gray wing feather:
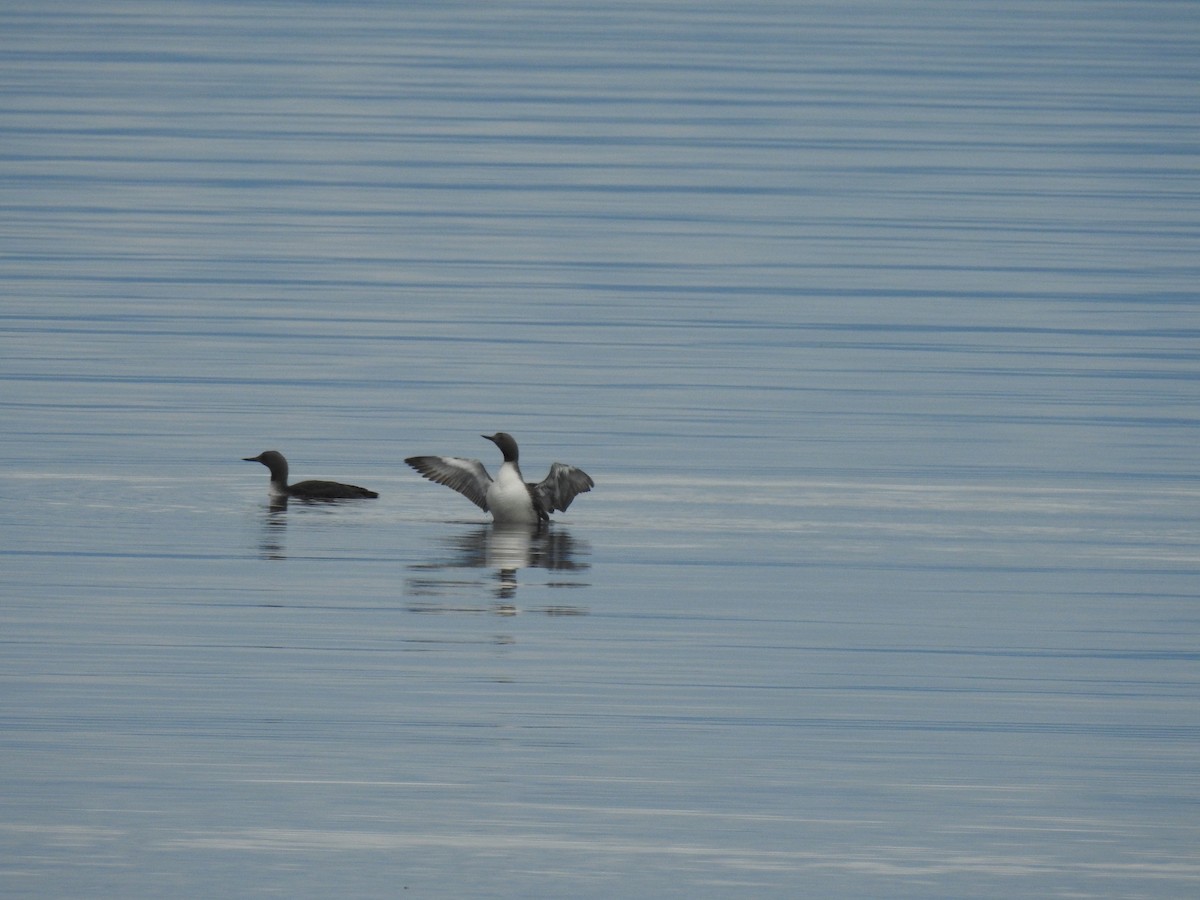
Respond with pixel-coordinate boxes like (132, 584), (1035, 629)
(405, 456), (493, 511)
(533, 463), (594, 514)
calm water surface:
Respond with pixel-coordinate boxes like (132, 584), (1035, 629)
(2, 2), (1198, 897)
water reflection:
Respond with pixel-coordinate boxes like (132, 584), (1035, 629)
(407, 524), (591, 606)
(253, 498), (290, 559)
(250, 496), (372, 560)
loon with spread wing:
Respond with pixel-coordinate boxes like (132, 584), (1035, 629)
(405, 432), (593, 524)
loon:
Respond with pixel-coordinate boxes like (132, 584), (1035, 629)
(243, 450), (378, 500)
(405, 432), (593, 524)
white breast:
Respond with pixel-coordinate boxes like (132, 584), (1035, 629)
(486, 462), (538, 524)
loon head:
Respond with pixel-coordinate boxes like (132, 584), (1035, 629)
(244, 450), (288, 484)
(482, 432), (520, 463)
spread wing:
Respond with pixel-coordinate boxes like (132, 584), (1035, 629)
(405, 455), (493, 511)
(532, 462), (594, 514)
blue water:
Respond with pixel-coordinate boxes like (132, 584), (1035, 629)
(2, 2), (1198, 897)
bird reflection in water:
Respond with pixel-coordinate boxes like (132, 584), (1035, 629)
(252, 496), (290, 559)
(407, 524), (591, 607)
(251, 495), (367, 560)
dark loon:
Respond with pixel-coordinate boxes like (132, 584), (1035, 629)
(405, 432), (593, 524)
(243, 450), (378, 500)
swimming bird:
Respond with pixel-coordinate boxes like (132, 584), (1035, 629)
(243, 450), (378, 500)
(405, 432), (593, 525)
